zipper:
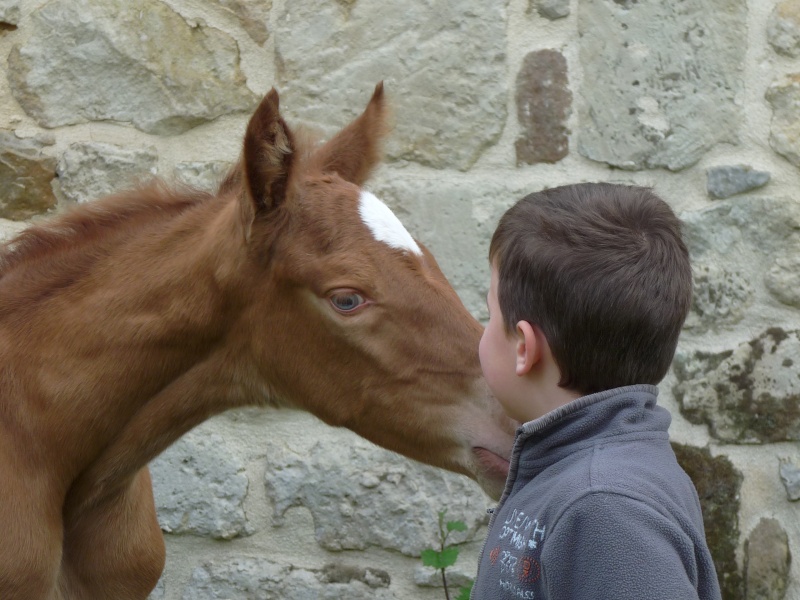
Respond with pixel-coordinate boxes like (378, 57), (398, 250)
(470, 431), (527, 599)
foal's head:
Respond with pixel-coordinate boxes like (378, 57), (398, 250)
(228, 84), (514, 498)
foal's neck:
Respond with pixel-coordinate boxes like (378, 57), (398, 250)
(26, 193), (259, 511)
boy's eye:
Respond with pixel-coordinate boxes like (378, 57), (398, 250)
(329, 291), (367, 313)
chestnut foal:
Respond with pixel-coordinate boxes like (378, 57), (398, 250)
(0, 84), (515, 599)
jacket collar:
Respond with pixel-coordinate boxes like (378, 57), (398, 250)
(496, 384), (666, 508)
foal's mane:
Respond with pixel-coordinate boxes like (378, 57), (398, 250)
(0, 123), (325, 282)
(0, 181), (216, 279)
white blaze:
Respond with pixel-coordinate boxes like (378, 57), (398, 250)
(358, 191), (422, 256)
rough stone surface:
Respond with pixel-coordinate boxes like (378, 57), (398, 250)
(744, 518), (791, 600)
(0, 131), (57, 220)
(182, 558), (394, 600)
(684, 262), (753, 332)
(0, 0), (20, 25)
(673, 328), (800, 443)
(779, 459), (800, 501)
(681, 196), (800, 324)
(274, 0), (508, 171)
(577, 0), (745, 170)
(766, 74), (800, 168)
(672, 444), (744, 600)
(55, 142), (158, 204)
(515, 50), (571, 165)
(766, 252), (800, 309)
(532, 0), (569, 20)
(768, 1), (800, 58)
(414, 565), (474, 589)
(264, 434), (489, 556)
(706, 165), (770, 199)
(148, 578), (165, 600)
(173, 161), (233, 193)
(766, 73), (800, 167)
(681, 200), (758, 331)
(0, 218), (26, 242)
(150, 426), (252, 540)
(7, 0), (258, 135)
(217, 0), (271, 45)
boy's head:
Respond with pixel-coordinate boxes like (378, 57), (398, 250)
(486, 183), (692, 398)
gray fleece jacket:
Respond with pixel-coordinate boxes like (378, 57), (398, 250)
(471, 385), (721, 600)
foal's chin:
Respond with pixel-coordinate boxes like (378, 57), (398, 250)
(470, 446), (512, 500)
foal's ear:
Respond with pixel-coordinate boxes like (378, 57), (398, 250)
(309, 82), (390, 186)
(242, 88), (295, 216)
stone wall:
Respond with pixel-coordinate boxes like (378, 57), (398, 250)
(1, 0), (799, 598)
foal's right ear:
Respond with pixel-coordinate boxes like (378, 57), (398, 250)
(241, 88), (295, 219)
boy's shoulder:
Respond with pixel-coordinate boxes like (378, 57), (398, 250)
(482, 437), (714, 599)
(507, 387), (703, 532)
(509, 431), (703, 541)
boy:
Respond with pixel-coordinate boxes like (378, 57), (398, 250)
(472, 183), (720, 599)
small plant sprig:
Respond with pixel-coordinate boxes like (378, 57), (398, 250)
(421, 509), (474, 600)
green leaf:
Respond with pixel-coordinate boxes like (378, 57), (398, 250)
(438, 546), (460, 569)
(421, 547), (459, 569)
(446, 520), (468, 533)
(455, 581), (474, 600)
(421, 549), (443, 569)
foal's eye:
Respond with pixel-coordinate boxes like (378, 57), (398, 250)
(329, 291), (367, 314)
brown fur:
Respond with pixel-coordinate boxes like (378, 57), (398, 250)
(0, 84), (515, 599)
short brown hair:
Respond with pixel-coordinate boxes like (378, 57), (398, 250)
(489, 183), (692, 395)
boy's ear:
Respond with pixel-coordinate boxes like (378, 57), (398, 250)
(515, 320), (542, 376)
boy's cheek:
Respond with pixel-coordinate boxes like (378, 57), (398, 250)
(478, 331), (490, 373)
(478, 337), (493, 386)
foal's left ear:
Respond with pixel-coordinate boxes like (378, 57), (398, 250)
(242, 88), (295, 216)
(309, 82), (390, 186)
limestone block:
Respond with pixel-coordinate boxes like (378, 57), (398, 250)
(673, 328), (800, 443)
(768, 1), (800, 58)
(779, 459), (800, 501)
(681, 199), (757, 331)
(414, 565), (474, 588)
(0, 131), (57, 220)
(0, 0), (20, 25)
(150, 425), (252, 540)
(681, 196), (800, 327)
(515, 50), (572, 165)
(55, 142), (158, 204)
(706, 165), (770, 199)
(173, 161), (234, 193)
(7, 0), (257, 135)
(532, 0), (570, 20)
(744, 518), (791, 600)
(216, 0), (270, 45)
(672, 443), (743, 599)
(766, 74), (800, 168)
(685, 262), (753, 332)
(148, 578), (165, 600)
(274, 0), (508, 171)
(766, 253), (800, 309)
(263, 434), (490, 556)
(182, 558), (395, 600)
(0, 218), (26, 242)
(577, 0), (744, 170)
